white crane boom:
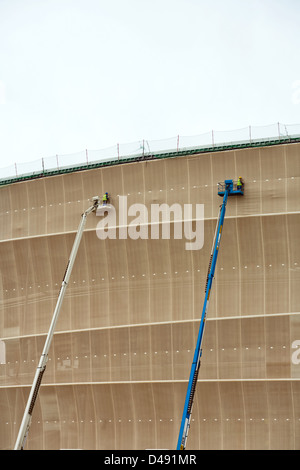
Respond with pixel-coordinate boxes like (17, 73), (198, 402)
(14, 197), (100, 450)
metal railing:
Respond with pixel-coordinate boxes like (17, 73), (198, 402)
(217, 181), (243, 193)
(1, 122), (299, 185)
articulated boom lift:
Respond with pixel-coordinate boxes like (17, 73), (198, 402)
(14, 196), (101, 450)
(177, 179), (244, 450)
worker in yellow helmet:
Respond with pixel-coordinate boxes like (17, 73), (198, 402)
(237, 176), (243, 191)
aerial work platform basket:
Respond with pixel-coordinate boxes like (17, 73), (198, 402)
(218, 179), (244, 196)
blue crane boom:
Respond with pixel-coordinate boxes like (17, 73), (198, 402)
(177, 179), (244, 450)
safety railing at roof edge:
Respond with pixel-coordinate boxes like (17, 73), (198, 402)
(1, 122), (300, 183)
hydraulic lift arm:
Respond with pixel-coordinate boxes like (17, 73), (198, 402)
(177, 179), (243, 450)
(14, 196), (100, 450)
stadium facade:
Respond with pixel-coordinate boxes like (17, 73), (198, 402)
(0, 137), (300, 449)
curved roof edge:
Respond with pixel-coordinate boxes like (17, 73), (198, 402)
(1, 134), (300, 187)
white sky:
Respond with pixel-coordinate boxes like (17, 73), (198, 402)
(0, 0), (299, 167)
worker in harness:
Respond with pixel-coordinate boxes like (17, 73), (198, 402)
(237, 176), (243, 191)
(102, 192), (109, 205)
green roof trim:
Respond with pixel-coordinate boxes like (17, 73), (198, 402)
(1, 134), (300, 187)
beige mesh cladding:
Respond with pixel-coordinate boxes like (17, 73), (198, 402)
(0, 141), (300, 449)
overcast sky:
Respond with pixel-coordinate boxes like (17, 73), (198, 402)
(0, 0), (299, 168)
